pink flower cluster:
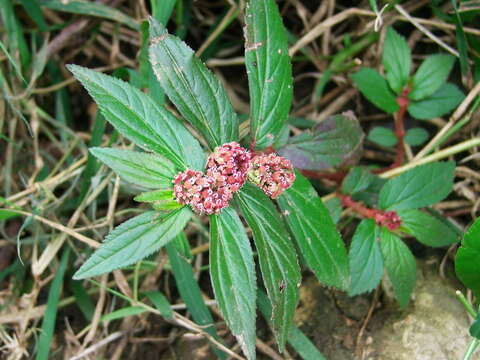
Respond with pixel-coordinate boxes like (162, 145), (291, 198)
(374, 211), (402, 231)
(173, 169), (230, 215)
(206, 142), (251, 193)
(247, 153), (295, 199)
(173, 142), (295, 214)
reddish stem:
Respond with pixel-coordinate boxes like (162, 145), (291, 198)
(300, 169), (347, 184)
(339, 194), (402, 231)
(339, 194), (378, 219)
(391, 88), (410, 168)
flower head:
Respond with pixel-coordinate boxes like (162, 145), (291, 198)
(374, 211), (402, 231)
(172, 143), (293, 213)
(247, 153), (295, 199)
(206, 142), (251, 192)
(173, 169), (232, 215)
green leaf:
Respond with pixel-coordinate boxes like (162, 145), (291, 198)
(170, 232), (192, 259)
(383, 27), (411, 94)
(367, 126), (397, 147)
(41, 0), (138, 30)
(342, 166), (377, 195)
(210, 207), (256, 360)
(90, 148), (175, 189)
(404, 127), (429, 146)
(134, 190), (182, 212)
(349, 219), (383, 296)
(36, 248), (70, 360)
(287, 327), (327, 360)
(278, 113), (364, 171)
(244, 0), (293, 149)
(455, 218), (480, 295)
(70, 280), (95, 321)
(408, 83), (465, 120)
(352, 176), (387, 207)
(67, 65), (205, 171)
(277, 172), (349, 290)
(73, 209), (191, 279)
(379, 161), (455, 211)
(237, 184), (301, 351)
(380, 229), (416, 308)
(101, 306), (146, 323)
(150, 0), (176, 26)
(257, 290), (326, 360)
(139, 21), (165, 104)
(409, 54), (456, 100)
(166, 236), (226, 359)
(148, 18), (238, 149)
(470, 314), (480, 340)
(0, 209), (20, 221)
(324, 198), (342, 225)
(144, 291), (173, 319)
(351, 68), (399, 113)
(134, 189), (174, 202)
(398, 209), (459, 247)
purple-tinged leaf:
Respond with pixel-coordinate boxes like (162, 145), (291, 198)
(278, 112), (364, 171)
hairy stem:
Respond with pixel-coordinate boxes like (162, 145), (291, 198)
(338, 194), (402, 230)
(339, 194), (378, 219)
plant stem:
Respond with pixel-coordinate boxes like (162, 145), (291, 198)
(390, 88), (409, 169)
(339, 194), (378, 219)
(380, 137), (480, 178)
(463, 339), (479, 360)
(339, 194), (401, 230)
(455, 290), (478, 318)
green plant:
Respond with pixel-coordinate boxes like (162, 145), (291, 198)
(68, 1), (351, 358)
(455, 218), (480, 359)
(341, 162), (460, 307)
(353, 26), (465, 167)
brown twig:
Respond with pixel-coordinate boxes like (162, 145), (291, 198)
(355, 286), (381, 358)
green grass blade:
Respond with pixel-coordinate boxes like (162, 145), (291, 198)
(70, 280), (95, 321)
(1, 0), (31, 69)
(35, 247), (70, 360)
(20, 0), (47, 31)
(166, 235), (227, 359)
(101, 306), (147, 323)
(144, 290), (173, 319)
(0, 40), (26, 85)
(40, 0), (138, 30)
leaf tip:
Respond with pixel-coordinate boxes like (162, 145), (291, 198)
(88, 147), (102, 158)
(72, 269), (86, 280)
(147, 16), (167, 40)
